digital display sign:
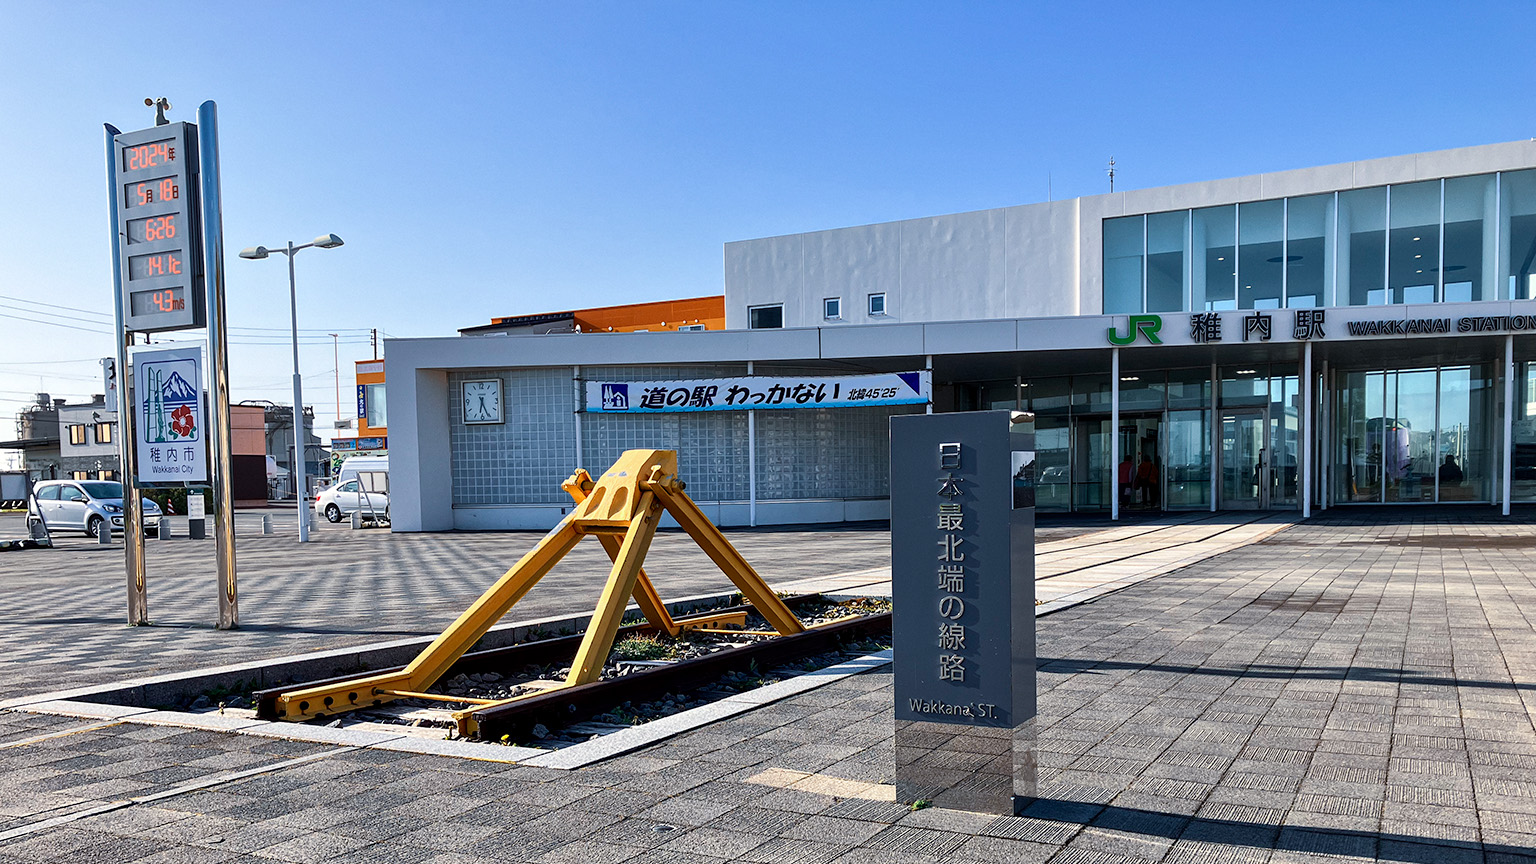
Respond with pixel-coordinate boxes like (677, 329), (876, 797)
(127, 251), (185, 281)
(125, 214), (179, 245)
(129, 288), (188, 316)
(112, 122), (204, 332)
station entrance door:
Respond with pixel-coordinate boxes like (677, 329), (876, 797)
(1219, 408), (1297, 510)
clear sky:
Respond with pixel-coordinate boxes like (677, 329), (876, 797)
(1, 1), (1531, 442)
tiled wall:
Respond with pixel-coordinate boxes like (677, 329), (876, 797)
(449, 364), (919, 506)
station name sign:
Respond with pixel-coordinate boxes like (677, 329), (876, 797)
(585, 371), (930, 413)
(1105, 309), (1536, 347)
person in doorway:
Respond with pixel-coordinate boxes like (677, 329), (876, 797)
(1136, 455), (1158, 506)
(1118, 456), (1134, 507)
(1439, 455), (1465, 485)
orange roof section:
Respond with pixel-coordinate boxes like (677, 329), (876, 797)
(490, 296), (724, 332)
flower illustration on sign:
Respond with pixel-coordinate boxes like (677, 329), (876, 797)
(170, 405), (195, 438)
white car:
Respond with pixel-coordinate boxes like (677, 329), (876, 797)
(27, 480), (163, 537)
(314, 477), (389, 523)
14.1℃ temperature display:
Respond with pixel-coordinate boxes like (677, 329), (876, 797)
(127, 250), (184, 280)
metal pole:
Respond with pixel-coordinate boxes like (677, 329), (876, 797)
(1210, 360), (1218, 512)
(925, 355), (933, 415)
(1111, 348), (1120, 521)
(198, 100), (238, 629)
(331, 333), (340, 433)
(288, 240), (309, 543)
(1320, 359), (1330, 510)
(572, 366), (583, 472)
(747, 360), (756, 527)
(1302, 342), (1313, 519)
(106, 122), (147, 625)
(1504, 334), (1514, 516)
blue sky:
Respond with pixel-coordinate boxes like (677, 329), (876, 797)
(0, 1), (1531, 438)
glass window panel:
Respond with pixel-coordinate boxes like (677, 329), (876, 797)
(1286, 194), (1332, 308)
(1513, 362), (1536, 501)
(1238, 200), (1284, 309)
(1269, 373), (1299, 507)
(981, 381), (1018, 410)
(1389, 181), (1440, 305)
(1384, 369), (1436, 501)
(1165, 409), (1210, 509)
(1335, 370), (1382, 501)
(1338, 187), (1387, 305)
(1193, 205), (1236, 310)
(1146, 211), (1188, 312)
(1220, 365), (1268, 408)
(1166, 367), (1211, 409)
(1500, 169), (1536, 300)
(1034, 416), (1071, 512)
(1102, 216), (1145, 313)
(1023, 376), (1070, 416)
(1437, 366), (1490, 501)
(1074, 373), (1111, 413)
(1075, 418), (1112, 510)
(1442, 174), (1495, 304)
(1116, 370), (1165, 412)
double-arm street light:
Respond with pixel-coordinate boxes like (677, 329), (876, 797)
(238, 233), (344, 542)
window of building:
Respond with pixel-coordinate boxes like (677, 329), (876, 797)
(868, 293), (887, 316)
(67, 424), (86, 445)
(748, 304), (784, 329)
(364, 383), (387, 429)
(823, 297), (842, 320)
(94, 422), (112, 444)
(70, 472), (90, 481)
(1103, 216), (1146, 314)
(678, 324), (706, 331)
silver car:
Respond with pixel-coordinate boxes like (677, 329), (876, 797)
(27, 480), (163, 538)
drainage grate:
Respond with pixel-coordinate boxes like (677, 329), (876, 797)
(1248, 592), (1347, 613)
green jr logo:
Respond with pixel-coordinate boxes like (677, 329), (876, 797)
(1107, 315), (1163, 345)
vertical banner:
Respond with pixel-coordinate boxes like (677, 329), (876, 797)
(133, 344), (208, 482)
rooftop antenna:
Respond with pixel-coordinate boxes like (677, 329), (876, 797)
(1107, 156), (1116, 193)
(1048, 171), (1053, 202)
(144, 97), (171, 126)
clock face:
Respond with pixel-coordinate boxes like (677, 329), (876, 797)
(463, 379), (503, 424)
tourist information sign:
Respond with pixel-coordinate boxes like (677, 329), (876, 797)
(132, 345), (208, 483)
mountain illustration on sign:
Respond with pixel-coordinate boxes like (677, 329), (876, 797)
(143, 365), (198, 443)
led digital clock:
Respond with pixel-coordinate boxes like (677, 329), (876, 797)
(125, 214), (179, 245)
(128, 288), (187, 316)
(127, 251), (185, 281)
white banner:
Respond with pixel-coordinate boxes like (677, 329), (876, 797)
(585, 371), (930, 413)
(133, 345), (207, 482)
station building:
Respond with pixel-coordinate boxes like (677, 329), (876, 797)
(387, 140), (1536, 531)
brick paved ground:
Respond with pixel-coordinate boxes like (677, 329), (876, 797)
(2, 508), (1534, 862)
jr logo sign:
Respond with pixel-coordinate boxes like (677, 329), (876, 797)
(1107, 315), (1163, 346)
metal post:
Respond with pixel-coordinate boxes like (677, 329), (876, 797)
(1504, 334), (1514, 516)
(572, 366), (583, 473)
(1302, 342), (1312, 519)
(1320, 359), (1329, 510)
(198, 100), (238, 629)
(925, 355), (933, 415)
(106, 122), (148, 625)
(747, 360), (757, 527)
(1210, 360), (1218, 512)
(1111, 348), (1120, 521)
(287, 241), (309, 543)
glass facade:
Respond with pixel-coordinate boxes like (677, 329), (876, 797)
(1105, 170), (1536, 313)
(1332, 365), (1493, 504)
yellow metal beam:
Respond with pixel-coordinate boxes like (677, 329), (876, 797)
(565, 469), (679, 636)
(566, 492), (664, 686)
(651, 482), (805, 635)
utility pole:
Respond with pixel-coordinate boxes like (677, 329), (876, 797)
(330, 333), (340, 433)
(371, 328), (378, 360)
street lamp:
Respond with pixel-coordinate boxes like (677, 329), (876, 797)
(238, 234), (344, 542)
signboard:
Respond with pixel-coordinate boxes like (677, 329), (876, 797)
(133, 345), (207, 482)
(890, 410), (1036, 814)
(113, 123), (205, 332)
(186, 491), (205, 521)
(585, 371), (929, 413)
(102, 357), (118, 414)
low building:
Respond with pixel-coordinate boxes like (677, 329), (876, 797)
(386, 139), (1536, 531)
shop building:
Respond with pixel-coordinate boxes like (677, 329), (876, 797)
(387, 140), (1536, 531)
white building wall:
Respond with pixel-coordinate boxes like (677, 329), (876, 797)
(726, 139), (1536, 328)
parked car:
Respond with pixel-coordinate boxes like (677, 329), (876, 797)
(314, 474), (389, 523)
(27, 480), (162, 538)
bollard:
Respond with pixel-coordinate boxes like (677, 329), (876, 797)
(160, 518), (173, 540)
(261, 514), (273, 535)
(97, 523), (112, 545)
(350, 510), (362, 529)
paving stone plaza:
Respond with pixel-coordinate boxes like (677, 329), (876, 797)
(1, 509), (1534, 863)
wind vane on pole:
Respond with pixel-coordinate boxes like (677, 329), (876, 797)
(1107, 156), (1116, 192)
(144, 97), (172, 126)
